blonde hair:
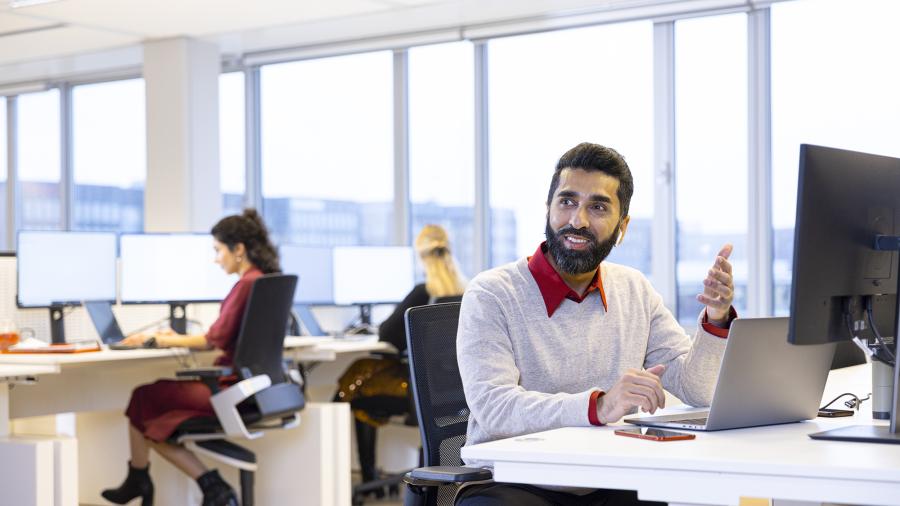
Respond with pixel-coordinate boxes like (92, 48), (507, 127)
(415, 224), (467, 298)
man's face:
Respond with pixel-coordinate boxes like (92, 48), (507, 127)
(545, 168), (629, 275)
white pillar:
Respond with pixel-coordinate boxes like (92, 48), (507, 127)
(143, 37), (222, 232)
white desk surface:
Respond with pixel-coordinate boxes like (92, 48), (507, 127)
(0, 347), (189, 366)
(462, 364), (900, 506)
(0, 335), (387, 366)
(284, 334), (389, 361)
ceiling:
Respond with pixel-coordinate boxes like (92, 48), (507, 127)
(0, 0), (735, 83)
(0, 0), (454, 66)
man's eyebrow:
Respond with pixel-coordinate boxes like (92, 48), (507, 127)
(556, 190), (612, 204)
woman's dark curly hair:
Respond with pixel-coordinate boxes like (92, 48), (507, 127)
(211, 209), (281, 274)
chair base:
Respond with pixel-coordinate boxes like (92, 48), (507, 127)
(351, 470), (407, 506)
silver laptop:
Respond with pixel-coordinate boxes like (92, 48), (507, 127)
(625, 317), (837, 431)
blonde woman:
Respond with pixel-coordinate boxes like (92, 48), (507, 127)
(335, 224), (466, 490)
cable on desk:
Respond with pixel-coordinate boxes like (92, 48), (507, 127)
(819, 392), (871, 412)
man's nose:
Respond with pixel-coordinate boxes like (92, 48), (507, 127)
(569, 205), (589, 229)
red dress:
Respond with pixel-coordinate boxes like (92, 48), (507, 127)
(125, 267), (263, 442)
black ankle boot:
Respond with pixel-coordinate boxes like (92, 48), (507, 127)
(197, 469), (238, 506)
(101, 462), (154, 506)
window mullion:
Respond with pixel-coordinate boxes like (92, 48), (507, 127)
(748, 7), (773, 317)
(653, 21), (677, 310)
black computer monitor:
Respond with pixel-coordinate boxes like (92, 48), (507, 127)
(788, 144), (900, 443)
(17, 231), (118, 343)
(119, 233), (234, 333)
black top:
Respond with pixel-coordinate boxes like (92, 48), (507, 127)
(379, 283), (429, 352)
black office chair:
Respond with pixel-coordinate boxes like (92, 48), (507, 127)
(170, 274), (305, 506)
(402, 302), (492, 506)
(350, 295), (465, 505)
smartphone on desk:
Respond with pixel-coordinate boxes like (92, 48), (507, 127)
(818, 408), (854, 418)
(614, 427), (696, 441)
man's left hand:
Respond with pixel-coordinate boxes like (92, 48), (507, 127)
(696, 243), (734, 325)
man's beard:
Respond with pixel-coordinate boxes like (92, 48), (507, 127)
(545, 220), (619, 275)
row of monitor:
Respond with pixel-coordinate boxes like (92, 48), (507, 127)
(16, 233), (415, 308)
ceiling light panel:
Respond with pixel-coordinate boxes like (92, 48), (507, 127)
(12, 0), (395, 38)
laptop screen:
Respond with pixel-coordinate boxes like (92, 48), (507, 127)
(84, 301), (125, 344)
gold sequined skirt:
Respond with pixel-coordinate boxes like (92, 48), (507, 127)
(335, 357), (409, 427)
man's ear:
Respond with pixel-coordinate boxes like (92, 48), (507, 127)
(617, 215), (631, 246)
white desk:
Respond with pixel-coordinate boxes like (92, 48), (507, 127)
(0, 362), (70, 506)
(0, 337), (386, 506)
(462, 364), (900, 506)
(285, 334), (390, 361)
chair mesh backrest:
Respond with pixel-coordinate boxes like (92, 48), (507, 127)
(232, 274), (298, 384)
(405, 302), (469, 468)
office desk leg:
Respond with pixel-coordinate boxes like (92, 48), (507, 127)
(0, 383), (9, 437)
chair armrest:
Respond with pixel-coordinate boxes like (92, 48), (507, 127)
(209, 375), (272, 440)
(404, 466), (492, 485)
(175, 367), (233, 379)
(176, 367), (234, 394)
(403, 467), (492, 506)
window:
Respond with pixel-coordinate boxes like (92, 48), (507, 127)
(17, 89), (62, 231)
(487, 22), (654, 275)
(409, 41), (475, 278)
(771, 0), (900, 314)
(72, 79), (145, 232)
(260, 51), (394, 246)
(0, 98), (6, 249)
(220, 72), (245, 217)
(674, 13), (748, 324)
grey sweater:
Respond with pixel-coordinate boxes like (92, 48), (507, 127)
(458, 258), (727, 457)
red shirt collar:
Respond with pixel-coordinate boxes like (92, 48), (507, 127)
(527, 242), (608, 317)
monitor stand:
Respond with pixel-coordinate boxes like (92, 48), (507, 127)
(809, 233), (900, 444)
(49, 305), (66, 344)
(344, 303), (375, 335)
(169, 303), (187, 334)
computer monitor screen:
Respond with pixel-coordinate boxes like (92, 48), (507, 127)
(280, 245), (334, 304)
(17, 231), (117, 308)
(332, 246), (414, 305)
(120, 234), (234, 303)
(788, 144), (900, 348)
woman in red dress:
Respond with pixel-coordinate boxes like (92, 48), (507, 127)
(102, 209), (280, 506)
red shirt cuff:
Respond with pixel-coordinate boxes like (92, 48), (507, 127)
(701, 306), (738, 339)
(588, 390), (605, 426)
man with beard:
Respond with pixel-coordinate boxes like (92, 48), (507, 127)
(455, 142), (735, 506)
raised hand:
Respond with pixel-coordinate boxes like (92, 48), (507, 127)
(697, 243), (734, 325)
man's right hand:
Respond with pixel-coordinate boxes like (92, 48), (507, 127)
(597, 364), (666, 424)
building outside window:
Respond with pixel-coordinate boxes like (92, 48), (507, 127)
(17, 89), (62, 232)
(72, 78), (145, 232)
(220, 72), (246, 217)
(674, 13), (748, 324)
(771, 0), (900, 314)
(487, 22), (654, 277)
(0, 97), (7, 249)
(260, 51), (394, 247)
(409, 41), (476, 278)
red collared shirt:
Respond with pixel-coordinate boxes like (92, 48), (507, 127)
(526, 242), (735, 425)
(526, 242), (607, 317)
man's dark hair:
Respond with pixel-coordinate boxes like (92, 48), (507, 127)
(546, 142), (634, 218)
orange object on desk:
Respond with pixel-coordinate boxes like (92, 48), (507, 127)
(2, 340), (101, 354)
